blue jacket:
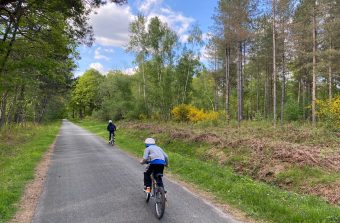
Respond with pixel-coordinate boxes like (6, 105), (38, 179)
(107, 123), (116, 132)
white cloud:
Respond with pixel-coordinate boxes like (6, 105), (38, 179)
(89, 0), (194, 49)
(74, 70), (84, 77)
(123, 66), (138, 75)
(202, 32), (210, 41)
(90, 62), (106, 74)
(200, 46), (209, 63)
(104, 48), (114, 53)
(179, 34), (189, 43)
(137, 0), (163, 13)
(136, 0), (194, 43)
(90, 3), (135, 47)
(94, 47), (111, 61)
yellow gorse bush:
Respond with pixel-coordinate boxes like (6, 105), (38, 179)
(171, 104), (220, 122)
(316, 96), (340, 129)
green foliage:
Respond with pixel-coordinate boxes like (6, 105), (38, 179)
(70, 69), (103, 117)
(0, 0), (85, 125)
(94, 71), (134, 121)
(284, 98), (303, 121)
(253, 111), (264, 121)
(127, 15), (203, 120)
(191, 71), (215, 111)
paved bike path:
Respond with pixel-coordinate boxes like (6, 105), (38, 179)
(33, 120), (241, 223)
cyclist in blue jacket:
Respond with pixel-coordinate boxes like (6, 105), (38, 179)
(140, 138), (168, 193)
(106, 120), (116, 143)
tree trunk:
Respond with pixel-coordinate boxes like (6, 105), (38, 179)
(214, 78), (219, 111)
(142, 61), (147, 107)
(281, 48), (286, 125)
(0, 90), (9, 127)
(256, 62), (259, 114)
(302, 80), (306, 119)
(237, 41), (243, 126)
(312, 2), (317, 127)
(225, 47), (230, 119)
(14, 85), (25, 123)
(36, 96), (49, 123)
(183, 68), (190, 103)
(328, 63), (332, 102)
(328, 37), (332, 102)
(264, 63), (269, 118)
(2, 19), (13, 42)
(79, 108), (83, 119)
(214, 46), (218, 111)
(298, 79), (301, 105)
(272, 0), (277, 127)
(0, 0), (23, 76)
(242, 42), (245, 120)
(6, 86), (19, 123)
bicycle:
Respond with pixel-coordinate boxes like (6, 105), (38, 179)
(109, 132), (115, 146)
(145, 170), (167, 219)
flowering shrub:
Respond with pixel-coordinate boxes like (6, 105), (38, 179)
(316, 96), (340, 130)
(171, 104), (191, 122)
(171, 104), (220, 122)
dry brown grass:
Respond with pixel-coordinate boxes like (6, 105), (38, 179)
(121, 120), (340, 204)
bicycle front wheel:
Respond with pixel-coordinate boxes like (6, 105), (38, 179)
(145, 190), (151, 203)
(154, 187), (166, 219)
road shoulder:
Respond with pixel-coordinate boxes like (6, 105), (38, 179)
(9, 143), (55, 223)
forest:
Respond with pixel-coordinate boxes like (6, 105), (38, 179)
(0, 0), (339, 129)
(70, 0), (339, 130)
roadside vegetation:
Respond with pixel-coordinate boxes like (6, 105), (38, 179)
(76, 119), (340, 223)
(0, 122), (61, 223)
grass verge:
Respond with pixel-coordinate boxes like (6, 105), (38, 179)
(75, 119), (340, 223)
(0, 122), (61, 223)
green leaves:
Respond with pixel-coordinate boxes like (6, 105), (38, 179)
(70, 69), (103, 117)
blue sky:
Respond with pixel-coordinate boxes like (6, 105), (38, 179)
(74, 0), (216, 77)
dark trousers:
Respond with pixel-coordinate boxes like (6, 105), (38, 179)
(144, 164), (164, 187)
(108, 131), (115, 140)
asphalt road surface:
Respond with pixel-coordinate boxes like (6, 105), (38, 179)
(33, 120), (241, 223)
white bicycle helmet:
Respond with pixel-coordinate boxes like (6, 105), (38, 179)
(144, 138), (155, 144)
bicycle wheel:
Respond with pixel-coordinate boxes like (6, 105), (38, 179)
(111, 134), (114, 146)
(154, 187), (166, 219)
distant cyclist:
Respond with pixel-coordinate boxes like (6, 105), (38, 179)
(107, 120), (116, 143)
(140, 138), (168, 193)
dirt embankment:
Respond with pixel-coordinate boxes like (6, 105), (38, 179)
(124, 122), (340, 205)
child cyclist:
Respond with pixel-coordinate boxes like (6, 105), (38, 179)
(106, 120), (116, 143)
(140, 138), (168, 193)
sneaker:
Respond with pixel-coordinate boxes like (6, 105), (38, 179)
(144, 187), (151, 193)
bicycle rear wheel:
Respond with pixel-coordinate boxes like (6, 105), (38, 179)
(154, 187), (166, 219)
(111, 134), (115, 146)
